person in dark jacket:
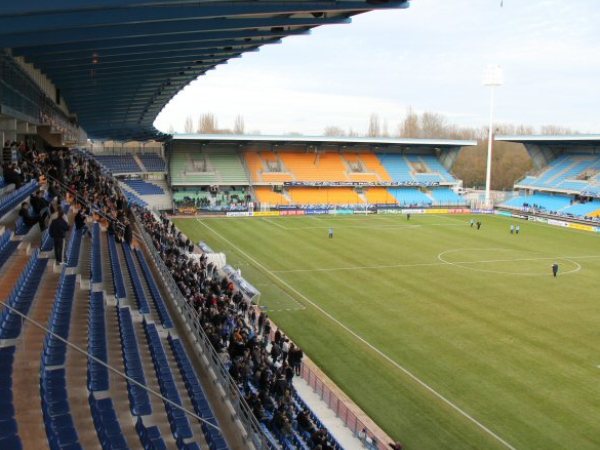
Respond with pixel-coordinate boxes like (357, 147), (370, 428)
(74, 207), (90, 236)
(124, 219), (133, 246)
(19, 202), (38, 227)
(49, 209), (69, 264)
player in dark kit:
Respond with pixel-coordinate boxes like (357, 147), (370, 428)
(476, 221), (481, 230)
(552, 263), (559, 278)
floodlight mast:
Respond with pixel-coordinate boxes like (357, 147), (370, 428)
(482, 65), (503, 208)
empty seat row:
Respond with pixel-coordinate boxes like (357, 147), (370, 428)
(65, 229), (83, 268)
(90, 223), (102, 284)
(89, 395), (128, 450)
(0, 230), (18, 270)
(41, 274), (77, 368)
(40, 229), (54, 252)
(117, 306), (152, 416)
(143, 320), (194, 446)
(121, 243), (151, 314)
(0, 346), (19, 450)
(124, 180), (165, 195)
(95, 155), (142, 174)
(167, 335), (229, 450)
(138, 154), (167, 172)
(40, 368), (82, 450)
(87, 291), (108, 392)
(135, 417), (168, 450)
(107, 235), (127, 300)
(0, 250), (47, 339)
(0, 180), (38, 220)
(135, 248), (173, 328)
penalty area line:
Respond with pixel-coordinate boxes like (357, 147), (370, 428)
(195, 218), (517, 450)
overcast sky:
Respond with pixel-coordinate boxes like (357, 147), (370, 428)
(154, 0), (600, 136)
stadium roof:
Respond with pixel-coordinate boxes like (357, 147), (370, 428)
(0, 1), (409, 141)
(171, 133), (477, 148)
(496, 135), (600, 146)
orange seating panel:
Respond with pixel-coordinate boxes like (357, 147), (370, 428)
(261, 173), (293, 182)
(254, 187), (290, 205)
(288, 188), (364, 205)
(358, 153), (392, 181)
(244, 152), (265, 182)
(365, 188), (397, 204)
(347, 173), (380, 182)
(278, 153), (348, 182)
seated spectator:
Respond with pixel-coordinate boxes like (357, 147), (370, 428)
(19, 201), (38, 227)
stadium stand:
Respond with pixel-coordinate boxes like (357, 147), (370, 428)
(377, 153), (456, 184)
(515, 153), (600, 192)
(278, 153), (349, 182)
(123, 179), (165, 195)
(138, 153), (167, 172)
(244, 152), (295, 183)
(429, 187), (466, 205)
(502, 193), (572, 212)
(95, 155), (142, 174)
(170, 146), (249, 185)
(254, 187), (291, 205)
(559, 200), (600, 217)
(364, 187), (397, 204)
(388, 188), (432, 206)
(288, 187), (364, 205)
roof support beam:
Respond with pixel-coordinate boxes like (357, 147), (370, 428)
(0, 3), (405, 34)
(19, 40), (269, 63)
(0, 17), (349, 48)
(42, 57), (233, 78)
(15, 29), (309, 56)
(0, 1), (407, 17)
(33, 47), (254, 68)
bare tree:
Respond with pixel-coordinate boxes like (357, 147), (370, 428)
(183, 115), (194, 134)
(167, 124), (175, 134)
(233, 115), (245, 135)
(197, 113), (218, 134)
(540, 125), (576, 135)
(367, 113), (381, 137)
(420, 112), (448, 138)
(397, 107), (420, 137)
(324, 126), (345, 137)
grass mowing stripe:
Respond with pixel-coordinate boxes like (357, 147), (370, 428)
(195, 217), (518, 450)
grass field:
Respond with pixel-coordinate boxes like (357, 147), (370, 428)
(173, 213), (600, 450)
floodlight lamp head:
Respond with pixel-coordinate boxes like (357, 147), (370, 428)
(483, 64), (503, 87)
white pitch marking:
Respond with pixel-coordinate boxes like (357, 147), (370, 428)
(195, 218), (518, 450)
(261, 217), (288, 230)
(273, 253), (599, 274)
(437, 249), (591, 276)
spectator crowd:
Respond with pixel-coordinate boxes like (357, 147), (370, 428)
(135, 209), (351, 449)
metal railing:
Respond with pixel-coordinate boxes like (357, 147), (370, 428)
(300, 363), (388, 450)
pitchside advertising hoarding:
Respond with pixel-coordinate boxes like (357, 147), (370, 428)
(507, 212), (600, 233)
(223, 209), (600, 232)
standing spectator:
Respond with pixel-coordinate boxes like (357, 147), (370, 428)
(124, 219), (133, 245)
(74, 207), (90, 236)
(49, 209), (69, 264)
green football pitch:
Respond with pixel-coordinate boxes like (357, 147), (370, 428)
(173, 213), (600, 450)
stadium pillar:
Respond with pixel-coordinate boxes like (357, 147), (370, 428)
(483, 65), (503, 208)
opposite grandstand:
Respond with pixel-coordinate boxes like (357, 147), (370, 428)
(497, 135), (600, 221)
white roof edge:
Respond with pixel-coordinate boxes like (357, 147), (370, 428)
(496, 134), (600, 142)
(171, 133), (477, 147)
